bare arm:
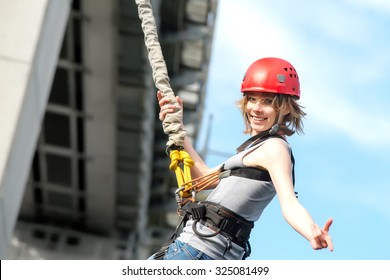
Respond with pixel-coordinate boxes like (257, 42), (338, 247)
(250, 139), (334, 251)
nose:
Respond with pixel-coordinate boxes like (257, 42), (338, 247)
(251, 100), (264, 111)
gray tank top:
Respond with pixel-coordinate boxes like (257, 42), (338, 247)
(177, 138), (292, 259)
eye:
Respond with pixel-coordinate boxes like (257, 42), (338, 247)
(248, 96), (257, 103)
(263, 98), (273, 104)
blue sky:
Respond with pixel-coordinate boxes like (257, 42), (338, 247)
(197, 0), (390, 260)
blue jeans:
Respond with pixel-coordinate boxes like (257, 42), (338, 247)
(149, 240), (214, 260)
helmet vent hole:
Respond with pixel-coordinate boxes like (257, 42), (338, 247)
(284, 67), (288, 72)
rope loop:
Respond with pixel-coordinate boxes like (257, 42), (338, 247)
(169, 150), (181, 171)
(180, 150), (194, 168)
(168, 148), (218, 206)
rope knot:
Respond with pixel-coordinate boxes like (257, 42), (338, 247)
(169, 150), (181, 171)
(180, 150), (194, 167)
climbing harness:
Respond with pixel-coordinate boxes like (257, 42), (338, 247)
(153, 132), (296, 260)
(153, 158), (274, 260)
(153, 200), (254, 260)
(189, 201), (253, 258)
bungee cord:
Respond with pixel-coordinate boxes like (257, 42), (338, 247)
(135, 0), (186, 148)
(135, 0), (211, 200)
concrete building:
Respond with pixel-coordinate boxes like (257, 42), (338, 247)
(0, 0), (218, 259)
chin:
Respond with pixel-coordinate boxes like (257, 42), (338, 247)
(252, 129), (268, 135)
(251, 125), (271, 133)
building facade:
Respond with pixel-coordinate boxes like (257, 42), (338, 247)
(1, 0), (217, 259)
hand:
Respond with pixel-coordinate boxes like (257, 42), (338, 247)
(157, 91), (183, 121)
(309, 217), (334, 251)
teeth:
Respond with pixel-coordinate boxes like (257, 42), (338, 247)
(253, 116), (266, 121)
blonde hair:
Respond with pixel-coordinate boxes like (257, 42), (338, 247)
(237, 93), (306, 136)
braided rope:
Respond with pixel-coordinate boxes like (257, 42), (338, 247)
(135, 0), (186, 147)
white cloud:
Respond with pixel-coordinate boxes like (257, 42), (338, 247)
(214, 0), (300, 69)
(212, 0), (390, 148)
(303, 88), (390, 147)
(346, 0), (390, 14)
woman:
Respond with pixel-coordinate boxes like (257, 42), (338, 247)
(153, 57), (333, 260)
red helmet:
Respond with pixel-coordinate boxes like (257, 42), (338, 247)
(241, 57), (300, 99)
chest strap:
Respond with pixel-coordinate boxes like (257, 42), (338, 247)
(220, 153), (296, 186)
(219, 166), (271, 182)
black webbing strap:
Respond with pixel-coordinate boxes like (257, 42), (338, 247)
(221, 154), (297, 196)
(152, 213), (189, 260)
(236, 125), (281, 153)
(189, 202), (253, 245)
(234, 131), (297, 189)
(189, 201), (253, 258)
(219, 166), (272, 182)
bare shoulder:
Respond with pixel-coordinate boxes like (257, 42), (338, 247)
(261, 137), (290, 156)
(243, 137), (290, 168)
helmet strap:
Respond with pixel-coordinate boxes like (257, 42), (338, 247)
(270, 111), (286, 135)
(269, 124), (280, 135)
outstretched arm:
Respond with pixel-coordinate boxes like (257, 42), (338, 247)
(258, 139), (334, 251)
(279, 195), (334, 251)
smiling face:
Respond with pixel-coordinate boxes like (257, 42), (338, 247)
(238, 91), (306, 136)
(245, 92), (278, 135)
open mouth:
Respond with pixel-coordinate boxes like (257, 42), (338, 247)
(251, 116), (267, 122)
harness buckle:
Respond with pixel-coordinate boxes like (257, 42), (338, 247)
(188, 203), (206, 220)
